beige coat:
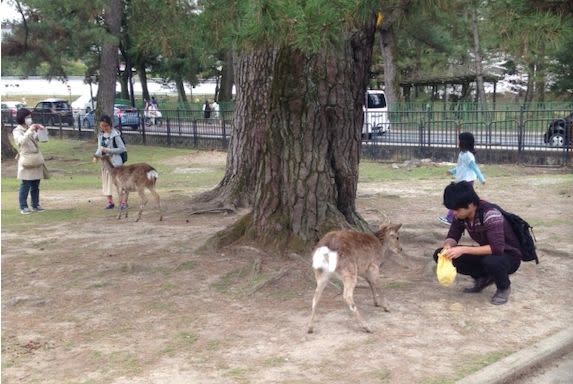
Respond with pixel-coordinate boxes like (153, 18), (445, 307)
(13, 124), (45, 180)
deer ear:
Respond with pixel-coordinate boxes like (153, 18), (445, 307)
(392, 224), (402, 232)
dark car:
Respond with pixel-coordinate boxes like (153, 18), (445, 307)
(82, 104), (140, 130)
(544, 112), (573, 148)
(31, 98), (74, 126)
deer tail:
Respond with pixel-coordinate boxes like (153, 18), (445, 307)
(147, 170), (159, 181)
(312, 246), (338, 273)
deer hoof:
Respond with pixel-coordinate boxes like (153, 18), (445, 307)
(307, 327), (314, 334)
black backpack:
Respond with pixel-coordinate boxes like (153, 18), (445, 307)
(113, 135), (128, 163)
(480, 202), (539, 264)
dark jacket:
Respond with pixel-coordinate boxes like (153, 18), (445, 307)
(445, 201), (522, 260)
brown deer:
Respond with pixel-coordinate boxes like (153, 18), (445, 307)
(307, 223), (403, 334)
(100, 155), (163, 222)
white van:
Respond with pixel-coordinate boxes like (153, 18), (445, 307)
(363, 90), (390, 138)
(71, 95), (97, 115)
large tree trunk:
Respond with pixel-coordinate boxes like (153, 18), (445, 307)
(96, 0), (122, 121)
(175, 77), (188, 106)
(219, 49), (234, 102)
(203, 19), (376, 251)
(191, 49), (276, 211)
(137, 62), (150, 102)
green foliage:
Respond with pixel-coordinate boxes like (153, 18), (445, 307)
(222, 0), (378, 52)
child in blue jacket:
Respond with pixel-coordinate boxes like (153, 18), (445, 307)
(439, 132), (485, 225)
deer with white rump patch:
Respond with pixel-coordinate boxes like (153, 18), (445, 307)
(307, 224), (403, 333)
(100, 155), (163, 221)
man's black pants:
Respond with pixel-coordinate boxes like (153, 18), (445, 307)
(433, 248), (520, 290)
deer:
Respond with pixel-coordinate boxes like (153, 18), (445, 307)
(99, 155), (163, 222)
(307, 223), (403, 334)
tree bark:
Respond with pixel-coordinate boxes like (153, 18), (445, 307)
(379, 26), (400, 105)
(471, 5), (486, 108)
(96, 0), (123, 121)
(137, 62), (150, 101)
(202, 19), (376, 251)
(219, 49), (235, 102)
(1, 123), (18, 161)
(525, 62), (535, 103)
(175, 77), (188, 106)
(534, 47), (546, 102)
(191, 49), (276, 210)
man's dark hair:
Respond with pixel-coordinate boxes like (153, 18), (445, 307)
(16, 108), (31, 124)
(459, 132), (475, 153)
(443, 181), (480, 210)
(99, 114), (112, 126)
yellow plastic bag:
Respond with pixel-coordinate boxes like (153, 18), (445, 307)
(436, 251), (457, 287)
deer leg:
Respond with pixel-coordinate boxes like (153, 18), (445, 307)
(148, 187), (163, 221)
(135, 189), (147, 222)
(117, 189), (125, 220)
(307, 270), (331, 334)
(342, 273), (372, 333)
(365, 266), (390, 312)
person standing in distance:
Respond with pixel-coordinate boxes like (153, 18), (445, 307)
(12, 108), (47, 214)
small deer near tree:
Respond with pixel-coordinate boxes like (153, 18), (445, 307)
(99, 155), (163, 222)
(307, 223), (403, 333)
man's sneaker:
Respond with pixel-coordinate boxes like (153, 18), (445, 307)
(32, 206), (45, 213)
(20, 208), (32, 215)
(438, 216), (452, 226)
(491, 287), (511, 305)
(105, 203), (115, 209)
(463, 277), (495, 293)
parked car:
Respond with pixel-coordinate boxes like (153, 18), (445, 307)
(363, 90), (390, 139)
(114, 104), (141, 130)
(31, 98), (74, 126)
(1, 101), (25, 124)
(543, 112), (573, 148)
(71, 95), (97, 114)
(82, 104), (140, 130)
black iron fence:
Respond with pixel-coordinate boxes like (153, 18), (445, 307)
(2, 103), (572, 166)
(361, 104), (572, 165)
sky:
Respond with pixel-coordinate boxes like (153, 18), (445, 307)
(1, 1), (20, 22)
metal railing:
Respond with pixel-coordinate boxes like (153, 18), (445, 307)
(3, 103), (571, 165)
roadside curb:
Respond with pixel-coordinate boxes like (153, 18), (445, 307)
(456, 327), (573, 384)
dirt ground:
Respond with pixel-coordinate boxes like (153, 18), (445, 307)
(2, 156), (573, 384)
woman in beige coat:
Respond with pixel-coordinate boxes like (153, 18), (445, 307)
(12, 108), (46, 215)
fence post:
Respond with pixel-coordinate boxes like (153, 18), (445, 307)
(221, 116), (227, 149)
(517, 105), (525, 162)
(59, 116), (63, 139)
(141, 117), (146, 145)
(193, 118), (198, 148)
(167, 118), (171, 146)
(77, 114), (82, 138)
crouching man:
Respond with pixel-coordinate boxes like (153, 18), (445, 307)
(434, 181), (521, 305)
